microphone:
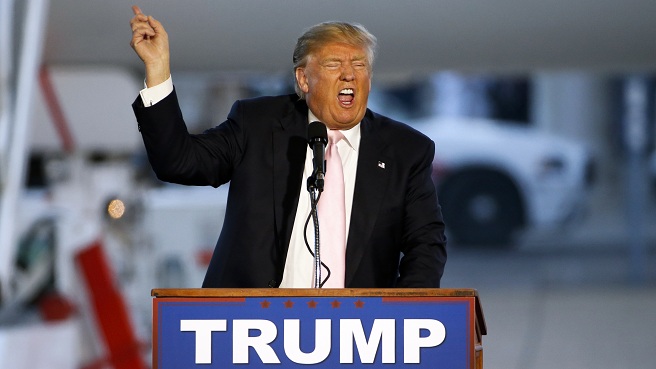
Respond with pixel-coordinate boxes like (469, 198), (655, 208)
(307, 121), (328, 192)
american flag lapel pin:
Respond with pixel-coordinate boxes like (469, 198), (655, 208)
(378, 161), (386, 169)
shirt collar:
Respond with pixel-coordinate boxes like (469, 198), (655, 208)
(308, 111), (361, 152)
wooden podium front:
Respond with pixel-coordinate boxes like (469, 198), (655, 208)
(152, 288), (486, 368)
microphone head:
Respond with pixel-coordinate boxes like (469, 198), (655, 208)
(307, 121), (328, 146)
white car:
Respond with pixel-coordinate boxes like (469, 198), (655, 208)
(410, 117), (595, 246)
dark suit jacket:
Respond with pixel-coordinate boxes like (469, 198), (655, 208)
(133, 89), (447, 288)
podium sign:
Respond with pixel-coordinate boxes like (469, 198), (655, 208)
(152, 289), (486, 369)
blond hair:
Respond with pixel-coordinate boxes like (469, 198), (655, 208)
(293, 21), (377, 99)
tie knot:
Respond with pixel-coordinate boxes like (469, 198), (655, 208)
(327, 129), (344, 145)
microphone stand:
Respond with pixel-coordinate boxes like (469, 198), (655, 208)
(307, 173), (323, 288)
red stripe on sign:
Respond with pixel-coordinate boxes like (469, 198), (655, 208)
(39, 66), (75, 153)
(75, 241), (147, 369)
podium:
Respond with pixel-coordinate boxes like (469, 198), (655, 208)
(152, 288), (486, 368)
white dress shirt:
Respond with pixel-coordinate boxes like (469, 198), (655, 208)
(139, 77), (360, 288)
(280, 112), (360, 288)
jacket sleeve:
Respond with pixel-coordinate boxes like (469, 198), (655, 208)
(132, 88), (245, 187)
(395, 139), (447, 287)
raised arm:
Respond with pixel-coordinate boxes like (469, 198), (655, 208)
(129, 5), (170, 87)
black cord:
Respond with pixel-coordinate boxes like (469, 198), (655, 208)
(303, 191), (331, 287)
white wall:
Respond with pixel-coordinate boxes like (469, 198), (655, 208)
(29, 66), (142, 153)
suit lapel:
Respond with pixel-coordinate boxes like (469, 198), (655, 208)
(345, 113), (391, 285)
(272, 99), (308, 266)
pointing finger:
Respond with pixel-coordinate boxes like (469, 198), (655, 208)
(130, 6), (148, 27)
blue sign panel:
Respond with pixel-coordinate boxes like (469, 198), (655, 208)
(154, 296), (473, 368)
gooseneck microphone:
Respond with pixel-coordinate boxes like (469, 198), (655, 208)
(307, 121), (328, 192)
(305, 120), (330, 288)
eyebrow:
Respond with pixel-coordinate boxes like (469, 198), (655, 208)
(322, 55), (368, 63)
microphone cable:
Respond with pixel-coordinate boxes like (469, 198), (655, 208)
(304, 190), (331, 288)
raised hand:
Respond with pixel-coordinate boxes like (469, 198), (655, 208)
(129, 5), (170, 87)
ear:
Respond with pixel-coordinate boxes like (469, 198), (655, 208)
(295, 67), (309, 94)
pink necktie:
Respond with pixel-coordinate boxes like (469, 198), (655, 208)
(317, 129), (346, 287)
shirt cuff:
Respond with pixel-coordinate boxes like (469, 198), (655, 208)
(139, 76), (173, 107)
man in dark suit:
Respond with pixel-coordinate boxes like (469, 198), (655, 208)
(130, 6), (447, 288)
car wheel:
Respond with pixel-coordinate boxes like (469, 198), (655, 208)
(439, 171), (524, 246)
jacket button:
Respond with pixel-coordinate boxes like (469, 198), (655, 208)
(268, 280), (278, 288)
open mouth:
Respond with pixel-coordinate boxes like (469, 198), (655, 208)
(338, 88), (354, 106)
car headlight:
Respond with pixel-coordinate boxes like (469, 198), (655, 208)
(103, 195), (143, 232)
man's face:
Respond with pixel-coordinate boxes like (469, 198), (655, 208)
(295, 42), (371, 130)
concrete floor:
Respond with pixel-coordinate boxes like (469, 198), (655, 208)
(442, 182), (656, 369)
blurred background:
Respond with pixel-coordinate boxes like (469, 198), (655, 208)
(1, 1), (655, 368)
